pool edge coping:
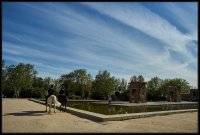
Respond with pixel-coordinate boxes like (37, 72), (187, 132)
(28, 98), (198, 122)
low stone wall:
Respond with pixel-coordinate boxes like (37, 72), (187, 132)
(29, 98), (198, 122)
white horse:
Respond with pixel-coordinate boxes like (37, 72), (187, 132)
(46, 95), (61, 113)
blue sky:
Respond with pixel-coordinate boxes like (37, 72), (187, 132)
(2, 2), (198, 88)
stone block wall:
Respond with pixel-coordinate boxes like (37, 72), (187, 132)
(129, 81), (147, 103)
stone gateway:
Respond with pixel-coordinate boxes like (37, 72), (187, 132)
(129, 81), (147, 103)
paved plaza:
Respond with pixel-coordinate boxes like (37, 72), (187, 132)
(2, 98), (198, 133)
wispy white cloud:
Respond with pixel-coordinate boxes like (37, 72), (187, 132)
(163, 2), (197, 40)
(2, 2), (197, 87)
(81, 2), (197, 86)
(83, 2), (196, 52)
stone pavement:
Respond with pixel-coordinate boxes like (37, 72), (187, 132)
(2, 98), (198, 133)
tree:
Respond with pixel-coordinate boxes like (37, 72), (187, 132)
(3, 63), (37, 98)
(160, 78), (191, 94)
(119, 89), (129, 101)
(130, 75), (137, 82)
(114, 78), (127, 100)
(91, 70), (116, 100)
(138, 75), (144, 82)
(31, 77), (47, 98)
(43, 77), (54, 90)
(59, 69), (93, 99)
(146, 77), (191, 101)
(32, 77), (44, 88)
(130, 75), (144, 82)
(73, 69), (93, 99)
(2, 59), (7, 96)
(53, 79), (60, 93)
(146, 77), (164, 101)
(4, 64), (19, 97)
(15, 63), (37, 97)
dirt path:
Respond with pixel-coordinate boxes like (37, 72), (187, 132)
(2, 98), (198, 133)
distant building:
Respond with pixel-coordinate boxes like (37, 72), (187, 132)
(167, 86), (181, 102)
(129, 81), (147, 103)
(181, 89), (198, 102)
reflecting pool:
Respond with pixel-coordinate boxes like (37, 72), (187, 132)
(66, 101), (197, 115)
(41, 99), (197, 115)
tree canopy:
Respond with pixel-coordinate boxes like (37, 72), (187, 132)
(91, 70), (116, 100)
(2, 60), (193, 100)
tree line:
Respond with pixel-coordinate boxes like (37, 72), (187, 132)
(2, 60), (191, 101)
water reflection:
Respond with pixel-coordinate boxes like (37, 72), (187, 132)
(40, 99), (197, 115)
(66, 101), (197, 115)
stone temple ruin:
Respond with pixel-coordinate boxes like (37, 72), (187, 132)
(167, 86), (181, 102)
(129, 81), (189, 103)
(129, 81), (147, 103)
(181, 89), (199, 102)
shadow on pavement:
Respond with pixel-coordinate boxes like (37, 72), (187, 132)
(3, 111), (48, 116)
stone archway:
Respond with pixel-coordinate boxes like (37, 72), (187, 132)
(169, 91), (173, 102)
(167, 86), (181, 102)
(129, 81), (147, 103)
(131, 89), (137, 103)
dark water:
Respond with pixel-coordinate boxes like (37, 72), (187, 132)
(41, 99), (197, 115)
(66, 101), (197, 115)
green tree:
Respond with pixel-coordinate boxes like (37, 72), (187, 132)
(146, 77), (164, 101)
(114, 78), (127, 100)
(52, 78), (61, 96)
(3, 63), (37, 98)
(130, 75), (137, 82)
(138, 75), (144, 82)
(119, 89), (129, 101)
(130, 75), (144, 82)
(31, 77), (47, 98)
(91, 70), (116, 100)
(59, 69), (93, 99)
(160, 78), (191, 95)
(43, 77), (54, 90)
(15, 63), (37, 97)
(32, 77), (44, 88)
(146, 77), (191, 101)
(2, 59), (7, 96)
